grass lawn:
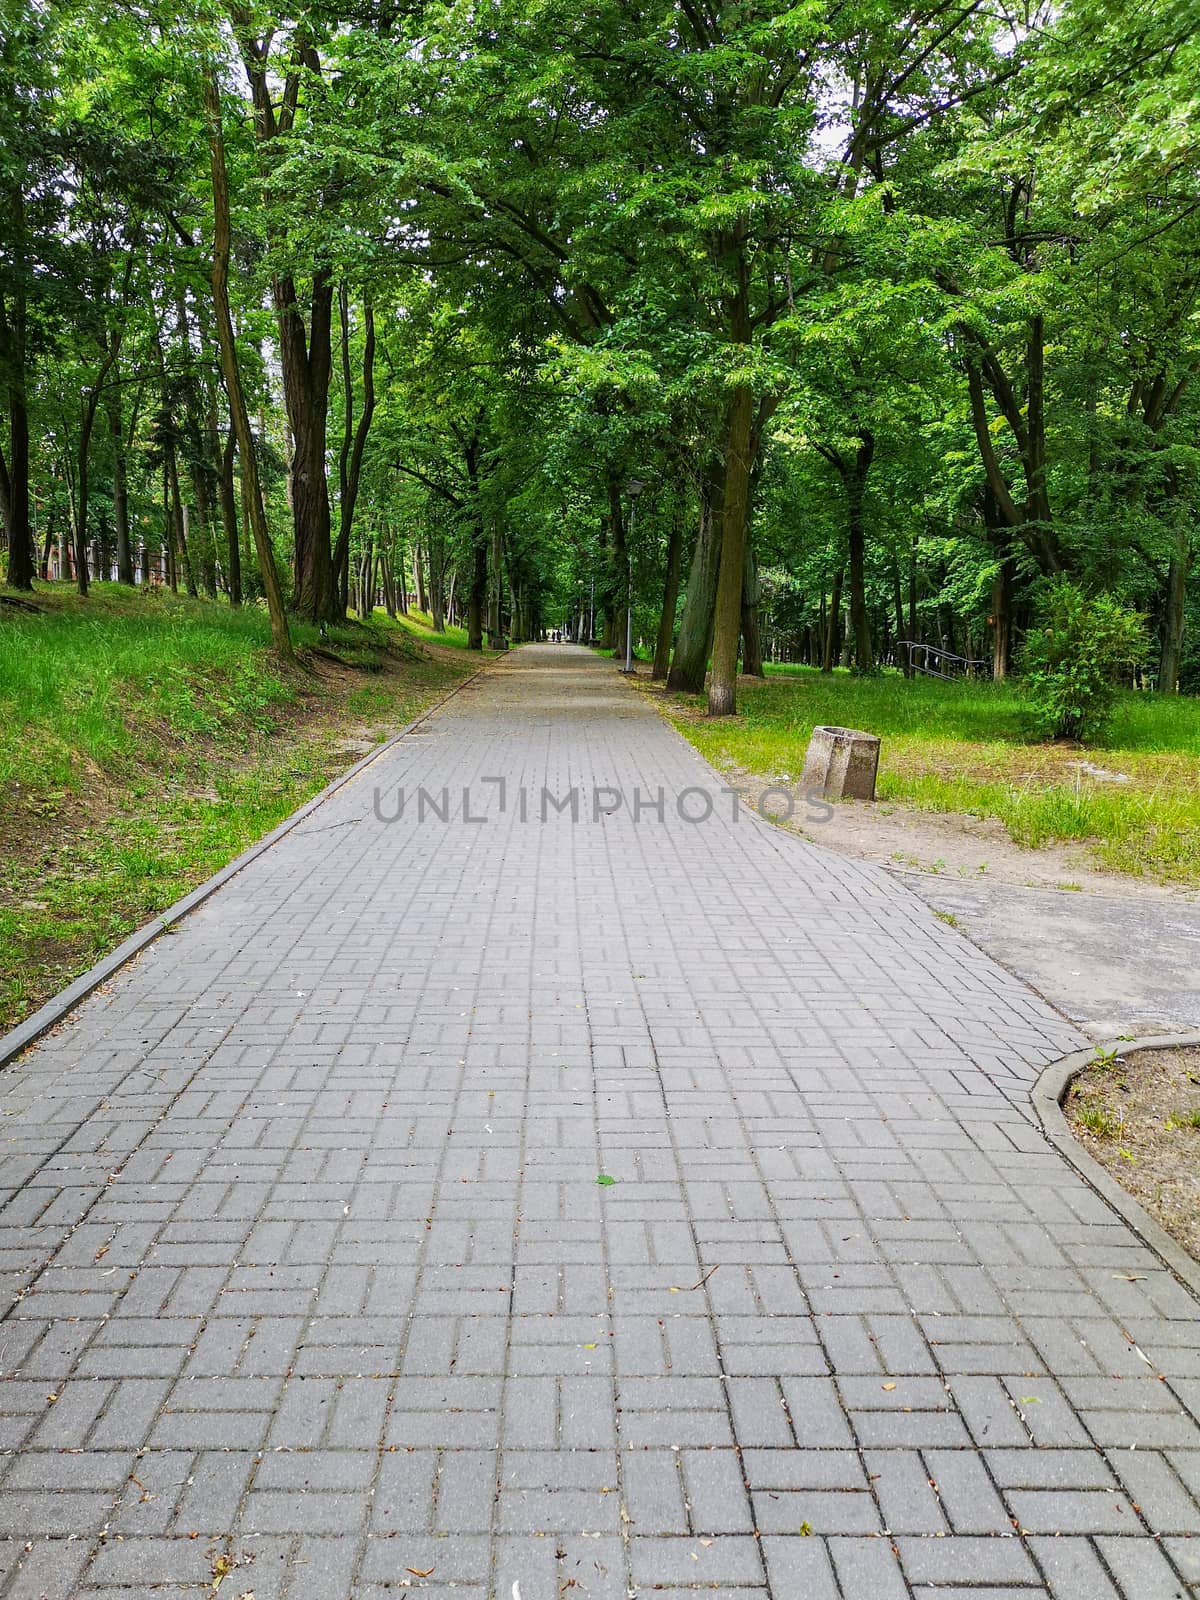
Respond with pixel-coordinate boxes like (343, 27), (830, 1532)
(661, 665), (1200, 884)
(0, 582), (482, 1034)
(396, 607), (476, 652)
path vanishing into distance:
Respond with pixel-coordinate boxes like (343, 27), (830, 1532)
(2, 643), (1200, 1600)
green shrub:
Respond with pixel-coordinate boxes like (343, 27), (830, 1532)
(1019, 580), (1146, 743)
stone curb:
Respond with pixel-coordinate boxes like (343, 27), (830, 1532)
(0, 655), (493, 1072)
(1033, 1032), (1200, 1301)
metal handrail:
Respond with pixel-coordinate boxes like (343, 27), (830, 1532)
(895, 640), (991, 680)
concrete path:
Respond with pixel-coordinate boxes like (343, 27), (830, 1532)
(0, 645), (1197, 1600)
(915, 878), (1200, 1040)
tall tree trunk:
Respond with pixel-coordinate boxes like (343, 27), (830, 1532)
(667, 462), (723, 693)
(908, 539), (918, 647)
(196, 306), (234, 600)
(238, 443), (253, 583)
(2, 362), (32, 591)
(845, 432), (875, 671)
(279, 268), (336, 621)
(708, 381), (755, 715)
(174, 289), (219, 599)
(652, 502), (685, 680)
(39, 511), (54, 581)
(417, 537), (429, 614)
(75, 327), (124, 600)
(892, 559), (909, 676)
(487, 523), (504, 646)
(190, 467), (219, 598)
(382, 546), (398, 618)
(605, 479), (626, 656)
(106, 376), (133, 585)
(1, 240), (34, 590)
(980, 486), (1012, 680)
(598, 511), (613, 649)
(467, 529), (487, 650)
(963, 337), (1062, 576)
(204, 64), (292, 656)
(1159, 522), (1189, 693)
(169, 454), (197, 597)
(509, 577), (524, 643)
(1026, 313), (1051, 531)
(74, 411), (95, 597)
(822, 567), (843, 672)
(219, 425), (242, 606)
(232, 27), (338, 623)
(429, 529), (446, 632)
(162, 462), (176, 593)
(333, 288), (375, 614)
(359, 533), (374, 617)
(739, 536), (764, 678)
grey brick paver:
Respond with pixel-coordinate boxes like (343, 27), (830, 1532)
(0, 645), (1197, 1597)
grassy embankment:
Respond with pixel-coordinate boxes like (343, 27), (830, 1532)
(662, 665), (1200, 883)
(0, 584), (484, 1033)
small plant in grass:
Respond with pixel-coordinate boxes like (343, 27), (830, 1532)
(1091, 1045), (1119, 1071)
(1018, 580), (1147, 744)
(1075, 1098), (1123, 1139)
(1165, 1109), (1200, 1132)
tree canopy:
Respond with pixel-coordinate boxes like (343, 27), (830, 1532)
(2, 0), (1197, 709)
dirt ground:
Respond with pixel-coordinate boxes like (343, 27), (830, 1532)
(1066, 1046), (1200, 1262)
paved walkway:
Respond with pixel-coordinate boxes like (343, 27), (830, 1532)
(916, 878), (1200, 1039)
(0, 645), (1197, 1600)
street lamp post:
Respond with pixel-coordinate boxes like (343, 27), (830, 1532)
(621, 478), (645, 675)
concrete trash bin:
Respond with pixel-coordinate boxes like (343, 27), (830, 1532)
(801, 724), (880, 801)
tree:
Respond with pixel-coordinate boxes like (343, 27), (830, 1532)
(204, 63), (292, 657)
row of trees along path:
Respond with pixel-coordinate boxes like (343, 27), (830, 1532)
(1, 0), (1197, 708)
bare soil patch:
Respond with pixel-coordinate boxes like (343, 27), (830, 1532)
(1065, 1046), (1200, 1261)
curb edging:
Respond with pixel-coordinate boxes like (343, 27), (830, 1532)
(0, 656), (493, 1074)
(1033, 1032), (1200, 1301)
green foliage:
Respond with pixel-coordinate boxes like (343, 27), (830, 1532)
(0, 585), (293, 792)
(1075, 1099), (1123, 1140)
(1018, 580), (1148, 743)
